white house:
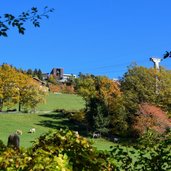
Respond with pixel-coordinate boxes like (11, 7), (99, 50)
(59, 74), (77, 82)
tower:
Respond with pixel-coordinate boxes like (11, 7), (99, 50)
(150, 57), (162, 70)
(150, 57), (162, 94)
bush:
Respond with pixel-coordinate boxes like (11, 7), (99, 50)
(137, 129), (161, 147)
(54, 108), (86, 123)
(32, 129), (111, 171)
(0, 129), (112, 170)
(109, 140), (171, 171)
(0, 129), (171, 170)
(0, 140), (6, 154)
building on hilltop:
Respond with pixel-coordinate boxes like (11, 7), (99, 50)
(59, 73), (77, 83)
(42, 73), (49, 80)
(47, 68), (77, 93)
(42, 68), (77, 83)
(50, 68), (64, 80)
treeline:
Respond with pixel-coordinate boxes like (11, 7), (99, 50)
(0, 64), (47, 112)
(73, 64), (171, 142)
(26, 68), (43, 80)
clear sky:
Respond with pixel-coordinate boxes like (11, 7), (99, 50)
(0, 0), (171, 79)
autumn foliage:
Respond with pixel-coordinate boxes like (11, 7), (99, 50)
(0, 64), (47, 111)
(132, 103), (171, 136)
(49, 84), (75, 94)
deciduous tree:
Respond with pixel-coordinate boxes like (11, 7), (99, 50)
(120, 64), (171, 121)
(0, 64), (47, 112)
(76, 75), (121, 134)
(19, 78), (47, 112)
(132, 103), (171, 137)
(0, 64), (20, 110)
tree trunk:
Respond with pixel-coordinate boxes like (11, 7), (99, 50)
(18, 102), (21, 112)
(0, 99), (3, 111)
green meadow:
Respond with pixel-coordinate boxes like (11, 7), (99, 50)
(0, 93), (115, 150)
(38, 93), (85, 111)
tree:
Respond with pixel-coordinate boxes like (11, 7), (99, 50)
(119, 64), (171, 137)
(132, 103), (171, 138)
(0, 64), (47, 112)
(0, 6), (54, 37)
(75, 74), (97, 101)
(37, 69), (43, 80)
(121, 64), (157, 105)
(156, 68), (171, 111)
(27, 69), (33, 76)
(33, 69), (38, 77)
(19, 78), (47, 112)
(93, 104), (110, 134)
(108, 96), (129, 136)
(76, 74), (101, 130)
(0, 64), (20, 110)
(76, 74), (121, 133)
(17, 71), (30, 111)
(121, 64), (171, 113)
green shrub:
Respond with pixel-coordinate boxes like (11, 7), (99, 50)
(0, 140), (6, 154)
(32, 129), (112, 171)
(54, 108), (86, 123)
(137, 129), (161, 147)
(0, 129), (112, 170)
(109, 140), (171, 170)
(0, 129), (170, 170)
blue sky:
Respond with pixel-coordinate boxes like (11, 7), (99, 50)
(0, 0), (171, 79)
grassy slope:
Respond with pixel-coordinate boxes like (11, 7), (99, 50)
(38, 93), (85, 111)
(0, 93), (115, 150)
(0, 113), (48, 147)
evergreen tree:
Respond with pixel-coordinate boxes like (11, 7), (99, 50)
(27, 69), (33, 76)
(37, 69), (43, 80)
(33, 69), (38, 77)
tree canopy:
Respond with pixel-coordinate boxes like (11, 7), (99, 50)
(76, 74), (122, 134)
(75, 65), (171, 136)
(120, 64), (171, 112)
(0, 64), (47, 112)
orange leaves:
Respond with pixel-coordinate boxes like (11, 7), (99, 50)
(133, 103), (171, 136)
(98, 77), (121, 98)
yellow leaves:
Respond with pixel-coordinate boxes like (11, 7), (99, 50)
(54, 154), (71, 171)
(80, 138), (89, 148)
(0, 64), (22, 108)
(99, 77), (121, 97)
(0, 64), (47, 111)
(75, 138), (80, 144)
(76, 75), (97, 99)
(77, 75), (121, 103)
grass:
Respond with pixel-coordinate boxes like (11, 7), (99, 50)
(0, 93), (115, 150)
(91, 138), (115, 151)
(0, 112), (51, 147)
(38, 93), (85, 111)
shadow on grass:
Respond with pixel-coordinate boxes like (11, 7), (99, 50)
(38, 113), (65, 120)
(37, 112), (88, 136)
